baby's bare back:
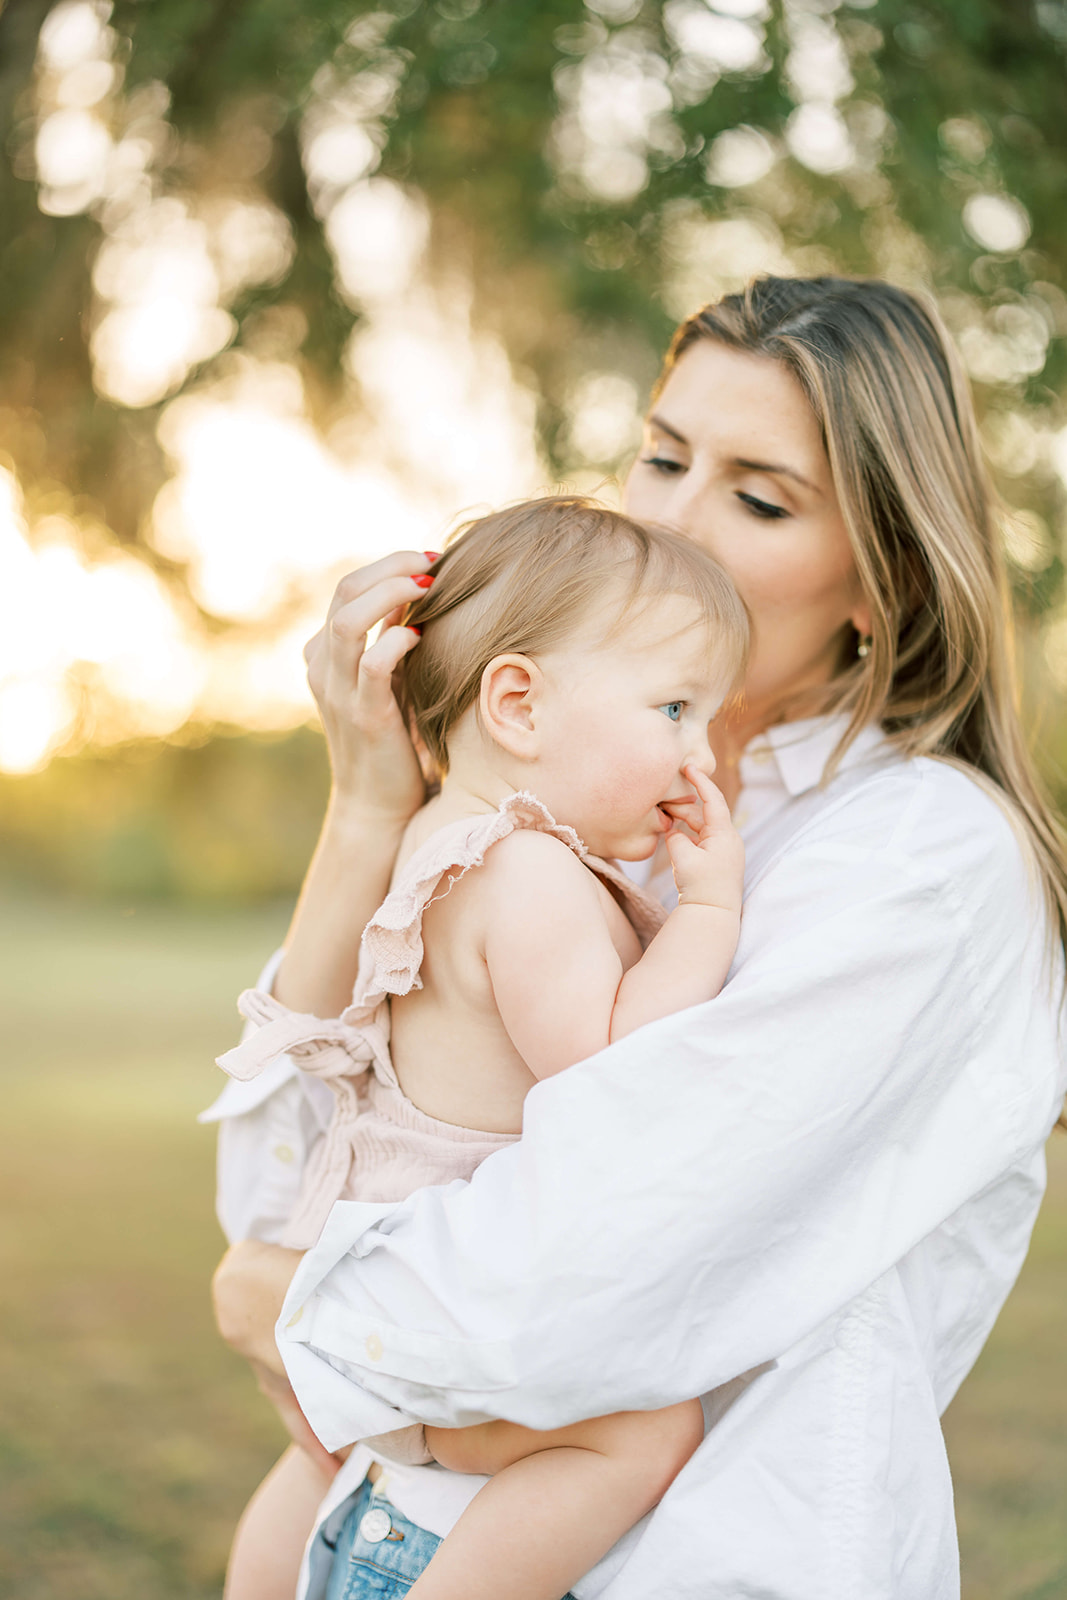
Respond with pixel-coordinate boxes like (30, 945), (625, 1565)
(389, 824), (643, 1133)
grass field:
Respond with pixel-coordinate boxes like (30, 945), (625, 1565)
(1, 889), (1064, 1598)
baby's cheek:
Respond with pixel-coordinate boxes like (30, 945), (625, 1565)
(600, 762), (661, 814)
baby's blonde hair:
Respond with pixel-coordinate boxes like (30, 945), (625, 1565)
(399, 494), (748, 771)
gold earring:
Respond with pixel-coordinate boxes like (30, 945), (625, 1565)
(857, 635), (872, 659)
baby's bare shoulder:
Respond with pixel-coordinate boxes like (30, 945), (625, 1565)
(475, 827), (603, 909)
(482, 825), (593, 877)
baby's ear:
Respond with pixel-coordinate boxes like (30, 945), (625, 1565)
(480, 654), (542, 759)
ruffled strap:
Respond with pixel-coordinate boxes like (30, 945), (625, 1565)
(216, 989), (391, 1249)
(357, 792), (593, 1004)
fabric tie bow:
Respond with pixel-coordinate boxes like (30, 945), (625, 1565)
(216, 989), (390, 1248)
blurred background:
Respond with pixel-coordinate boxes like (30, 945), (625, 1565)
(0, 0), (1065, 1594)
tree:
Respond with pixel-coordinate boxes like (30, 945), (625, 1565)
(1, 0), (1065, 620)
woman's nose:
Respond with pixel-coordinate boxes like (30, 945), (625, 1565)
(662, 481), (723, 564)
(659, 477), (702, 534)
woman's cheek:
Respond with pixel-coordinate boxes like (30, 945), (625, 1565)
(742, 604), (829, 702)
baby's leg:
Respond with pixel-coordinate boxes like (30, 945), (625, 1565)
(225, 1444), (334, 1600)
(406, 1400), (704, 1600)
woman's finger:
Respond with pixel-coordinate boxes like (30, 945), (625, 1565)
(304, 626), (328, 705)
(356, 624), (422, 713)
(328, 573), (431, 650)
(307, 574), (430, 713)
(325, 550), (434, 627)
(299, 559), (433, 815)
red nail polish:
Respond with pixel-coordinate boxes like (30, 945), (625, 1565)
(423, 551), (442, 562)
(413, 573), (434, 588)
(408, 623), (422, 636)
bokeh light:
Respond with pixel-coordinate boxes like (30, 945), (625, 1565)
(962, 194), (1032, 255)
(0, 469), (204, 771)
(151, 360), (430, 621)
(8, 0), (1063, 793)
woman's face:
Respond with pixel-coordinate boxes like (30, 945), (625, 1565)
(624, 340), (870, 731)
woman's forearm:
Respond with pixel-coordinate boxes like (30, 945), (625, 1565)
(270, 552), (435, 1015)
(213, 1239), (305, 1369)
(274, 798), (407, 1017)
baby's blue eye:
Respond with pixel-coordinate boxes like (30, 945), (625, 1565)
(659, 702), (684, 722)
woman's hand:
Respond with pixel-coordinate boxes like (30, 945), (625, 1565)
(213, 1241), (345, 1477)
(303, 550), (437, 827)
(274, 551), (438, 1014)
(213, 1239), (304, 1369)
(249, 1359), (345, 1479)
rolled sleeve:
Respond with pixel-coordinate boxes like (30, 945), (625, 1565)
(203, 948), (335, 1244)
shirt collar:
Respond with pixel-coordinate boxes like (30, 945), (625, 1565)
(742, 715), (889, 799)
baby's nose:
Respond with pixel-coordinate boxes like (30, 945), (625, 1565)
(686, 738), (717, 782)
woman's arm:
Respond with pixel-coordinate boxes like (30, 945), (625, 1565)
(213, 1242), (343, 1477)
(206, 553), (433, 1244)
(273, 551), (433, 1017)
(214, 1239), (303, 1371)
(268, 763), (1065, 1452)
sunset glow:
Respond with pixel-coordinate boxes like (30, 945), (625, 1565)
(10, 0), (1057, 783)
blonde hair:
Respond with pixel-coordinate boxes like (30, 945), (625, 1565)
(399, 494), (748, 771)
(662, 275), (1067, 956)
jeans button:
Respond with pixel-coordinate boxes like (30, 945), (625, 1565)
(359, 1506), (393, 1544)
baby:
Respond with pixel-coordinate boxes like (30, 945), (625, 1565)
(218, 495), (748, 1600)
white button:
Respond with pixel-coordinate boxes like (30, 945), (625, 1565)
(364, 1332), (384, 1362)
(359, 1506), (393, 1543)
(285, 1306), (304, 1329)
(273, 1143), (295, 1164)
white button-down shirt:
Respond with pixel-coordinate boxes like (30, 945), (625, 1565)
(207, 717), (1066, 1600)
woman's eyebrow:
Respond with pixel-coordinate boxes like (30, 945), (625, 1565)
(734, 457), (822, 496)
(648, 412), (687, 444)
(649, 416), (823, 496)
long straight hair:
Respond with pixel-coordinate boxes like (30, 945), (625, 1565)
(661, 276), (1067, 959)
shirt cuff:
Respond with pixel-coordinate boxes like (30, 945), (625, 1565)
(276, 1199), (418, 1449)
(276, 1197), (517, 1448)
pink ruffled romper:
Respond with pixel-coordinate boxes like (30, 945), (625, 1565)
(217, 792), (666, 1461)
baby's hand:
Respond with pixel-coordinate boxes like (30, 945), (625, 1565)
(661, 766), (744, 916)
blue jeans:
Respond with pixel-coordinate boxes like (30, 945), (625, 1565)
(322, 1477), (578, 1598)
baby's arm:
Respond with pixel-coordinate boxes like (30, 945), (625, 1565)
(481, 770), (742, 1079)
(480, 834), (636, 1076)
(610, 766), (743, 1040)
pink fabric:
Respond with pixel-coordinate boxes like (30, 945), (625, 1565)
(218, 792), (668, 1251)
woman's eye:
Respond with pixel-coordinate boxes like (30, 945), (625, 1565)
(737, 490), (788, 520)
(659, 701), (684, 722)
(639, 455), (686, 475)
